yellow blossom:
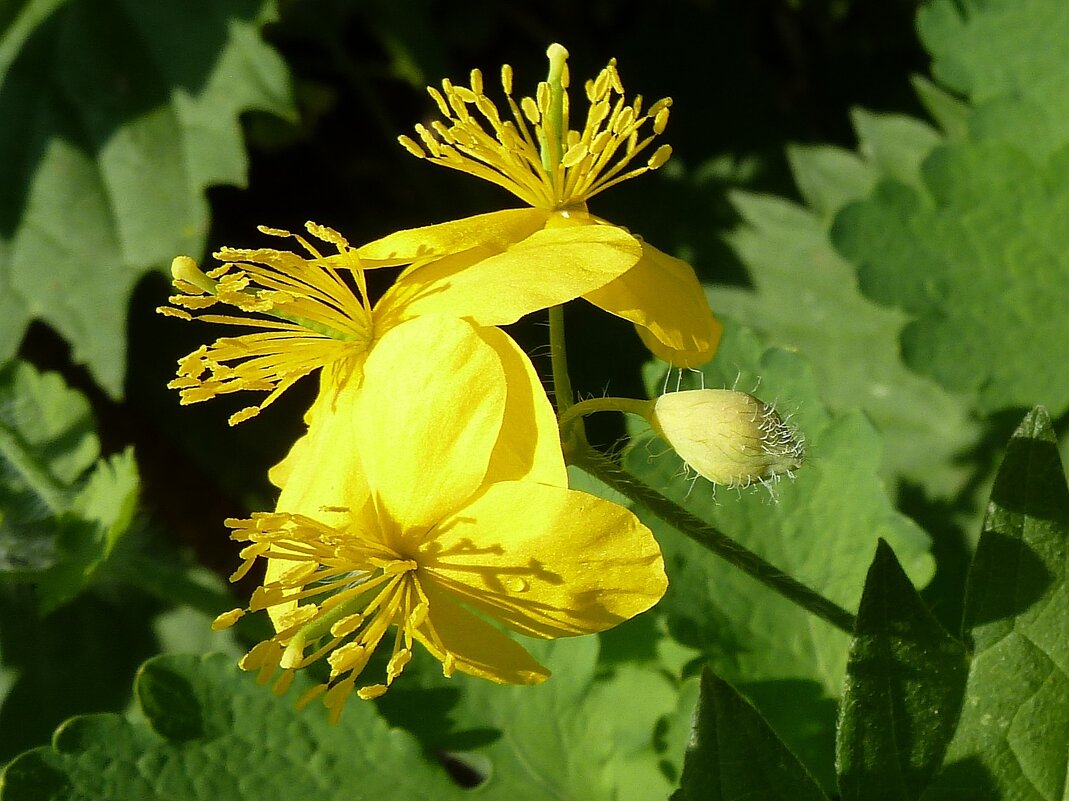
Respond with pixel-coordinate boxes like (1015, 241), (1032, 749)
(215, 316), (667, 721)
(356, 43), (722, 367)
(159, 219), (638, 425)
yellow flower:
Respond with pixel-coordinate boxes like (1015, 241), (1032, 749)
(356, 43), (721, 368)
(650, 389), (805, 487)
(214, 316), (667, 721)
(159, 219), (639, 424)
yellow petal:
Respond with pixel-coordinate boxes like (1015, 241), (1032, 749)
(475, 326), (567, 487)
(265, 374), (371, 630)
(373, 221), (643, 329)
(267, 437), (303, 490)
(414, 581), (550, 685)
(266, 365), (350, 490)
(274, 377), (369, 523)
(355, 208), (550, 267)
(582, 240), (722, 367)
(355, 316), (507, 531)
(423, 482), (667, 638)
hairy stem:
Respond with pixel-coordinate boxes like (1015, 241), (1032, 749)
(576, 446), (857, 634)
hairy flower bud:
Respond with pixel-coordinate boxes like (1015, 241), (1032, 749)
(650, 390), (805, 487)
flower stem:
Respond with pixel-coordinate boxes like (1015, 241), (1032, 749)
(557, 395), (652, 430)
(547, 304), (590, 455)
(547, 306), (573, 411)
(575, 446), (857, 635)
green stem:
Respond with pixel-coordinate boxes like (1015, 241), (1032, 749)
(548, 305), (575, 413)
(576, 446), (857, 634)
(547, 305), (590, 455)
(557, 395), (652, 431)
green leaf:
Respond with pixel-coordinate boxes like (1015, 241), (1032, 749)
(626, 319), (934, 790)
(34, 448), (139, 611)
(717, 191), (979, 495)
(672, 668), (828, 801)
(0, 585), (162, 765)
(0, 360), (139, 610)
(832, 140), (1069, 415)
(0, 0), (293, 395)
(786, 143), (876, 219)
(381, 635), (686, 801)
(923, 407), (1069, 801)
(850, 109), (942, 192)
(0, 652), (467, 801)
(0, 360), (97, 573)
(836, 540), (968, 801)
(910, 76), (969, 141)
(918, 0), (1069, 160)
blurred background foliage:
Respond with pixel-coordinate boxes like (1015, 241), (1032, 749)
(2, 0), (1067, 797)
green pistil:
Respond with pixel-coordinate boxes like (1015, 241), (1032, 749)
(288, 315), (361, 342)
(541, 43), (569, 176)
(294, 589), (371, 645)
(191, 267), (361, 343)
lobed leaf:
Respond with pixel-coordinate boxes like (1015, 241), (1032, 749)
(0, 0), (293, 394)
(919, 0), (1069, 161)
(0, 653), (467, 801)
(714, 104), (978, 499)
(380, 634), (687, 801)
(0, 360), (138, 611)
(832, 139), (1069, 415)
(717, 188), (978, 496)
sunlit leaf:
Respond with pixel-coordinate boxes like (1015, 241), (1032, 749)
(924, 408), (1069, 800)
(0, 653), (466, 800)
(0, 0), (293, 394)
(836, 540), (967, 801)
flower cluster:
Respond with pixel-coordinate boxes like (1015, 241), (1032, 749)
(161, 45), (751, 721)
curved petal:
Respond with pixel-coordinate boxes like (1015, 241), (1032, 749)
(265, 374), (371, 629)
(355, 208), (550, 267)
(266, 367), (343, 490)
(267, 435), (304, 490)
(421, 482), (667, 639)
(475, 326), (567, 488)
(355, 315), (507, 531)
(414, 581), (549, 685)
(373, 221), (643, 329)
(274, 377), (369, 522)
(582, 240), (722, 368)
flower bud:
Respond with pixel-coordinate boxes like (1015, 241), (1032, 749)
(650, 389), (804, 487)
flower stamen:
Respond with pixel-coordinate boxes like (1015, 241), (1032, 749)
(215, 510), (432, 722)
(158, 223), (376, 424)
(400, 44), (673, 210)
